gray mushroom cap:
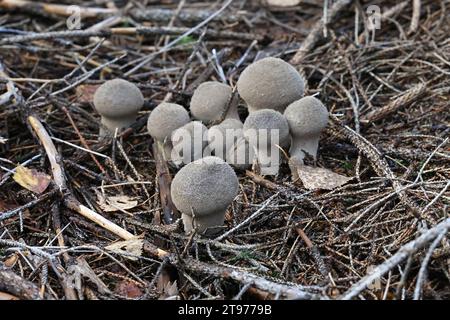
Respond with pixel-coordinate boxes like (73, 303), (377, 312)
(284, 96), (329, 137)
(284, 96), (329, 161)
(243, 109), (290, 148)
(93, 79), (144, 118)
(147, 102), (190, 141)
(171, 156), (238, 217)
(237, 57), (305, 113)
(190, 81), (240, 123)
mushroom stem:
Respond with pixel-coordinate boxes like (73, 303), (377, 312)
(182, 210), (226, 235)
(100, 115), (136, 136)
(289, 136), (320, 162)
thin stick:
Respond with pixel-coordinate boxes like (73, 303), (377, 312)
(409, 0), (421, 34)
(27, 115), (137, 241)
(341, 217), (450, 300)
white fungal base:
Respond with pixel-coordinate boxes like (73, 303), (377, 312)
(289, 136), (319, 162)
(289, 136), (320, 179)
(182, 212), (226, 235)
(100, 116), (136, 137)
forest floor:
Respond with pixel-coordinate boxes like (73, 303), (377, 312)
(0, 0), (449, 300)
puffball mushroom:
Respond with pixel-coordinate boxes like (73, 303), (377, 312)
(93, 79), (144, 136)
(243, 109), (290, 174)
(284, 96), (329, 166)
(147, 102), (190, 159)
(236, 57), (305, 113)
(171, 121), (209, 165)
(171, 156), (239, 234)
(190, 81), (240, 123)
(207, 118), (243, 160)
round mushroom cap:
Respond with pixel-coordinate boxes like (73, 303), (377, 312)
(171, 156), (239, 217)
(190, 81), (235, 122)
(237, 57), (305, 113)
(147, 102), (190, 141)
(243, 109), (290, 147)
(284, 96), (329, 137)
(93, 79), (144, 118)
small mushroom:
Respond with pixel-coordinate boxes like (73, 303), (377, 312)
(190, 81), (240, 123)
(207, 118), (243, 160)
(93, 79), (144, 136)
(237, 57), (305, 113)
(243, 109), (290, 175)
(171, 156), (239, 235)
(284, 96), (329, 170)
(171, 121), (210, 165)
(147, 102), (190, 160)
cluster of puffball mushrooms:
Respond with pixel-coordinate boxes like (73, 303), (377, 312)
(92, 57), (329, 235)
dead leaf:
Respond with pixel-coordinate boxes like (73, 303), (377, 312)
(366, 265), (382, 291)
(294, 164), (352, 190)
(67, 257), (111, 295)
(3, 254), (19, 268)
(75, 84), (100, 103)
(115, 280), (143, 299)
(105, 237), (143, 261)
(13, 165), (51, 194)
(96, 191), (138, 212)
(158, 280), (180, 300)
(266, 0), (301, 7)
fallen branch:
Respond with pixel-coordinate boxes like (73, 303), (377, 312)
(341, 217), (450, 300)
(0, 26), (260, 46)
(27, 114), (134, 240)
(361, 83), (427, 123)
(177, 257), (326, 300)
(0, 267), (47, 300)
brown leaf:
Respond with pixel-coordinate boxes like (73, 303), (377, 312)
(3, 254), (19, 268)
(115, 280), (143, 299)
(105, 237), (143, 261)
(67, 257), (111, 295)
(96, 191), (138, 213)
(13, 165), (51, 194)
(294, 165), (352, 190)
(75, 84), (100, 103)
(366, 265), (382, 291)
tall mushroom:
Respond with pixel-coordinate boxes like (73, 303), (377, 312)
(190, 81), (240, 123)
(171, 121), (210, 165)
(284, 96), (329, 172)
(171, 156), (239, 235)
(147, 102), (190, 160)
(237, 57), (305, 113)
(93, 79), (144, 136)
(243, 109), (290, 175)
